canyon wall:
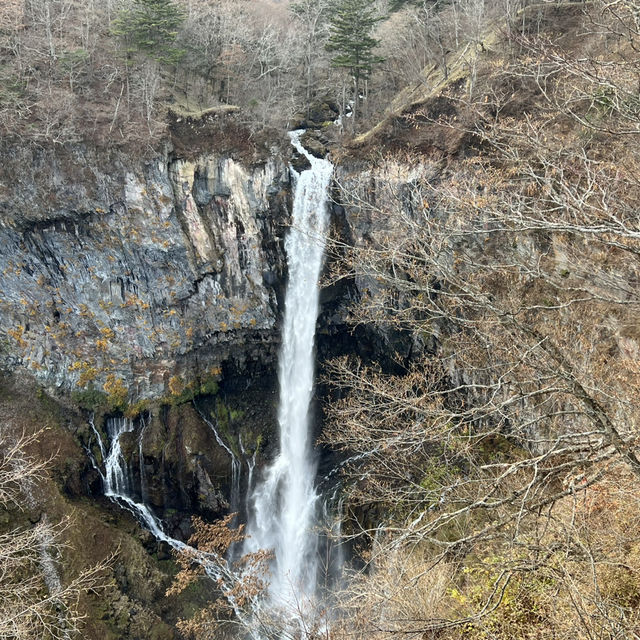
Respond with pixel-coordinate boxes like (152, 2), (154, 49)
(0, 142), (291, 398)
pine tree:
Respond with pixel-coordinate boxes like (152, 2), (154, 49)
(113, 0), (185, 66)
(326, 0), (384, 102)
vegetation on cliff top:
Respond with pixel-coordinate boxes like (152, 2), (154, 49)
(0, 0), (511, 150)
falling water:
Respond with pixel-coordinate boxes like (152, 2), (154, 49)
(194, 401), (242, 519)
(88, 415), (257, 625)
(103, 416), (134, 497)
(244, 131), (333, 608)
(89, 415), (185, 549)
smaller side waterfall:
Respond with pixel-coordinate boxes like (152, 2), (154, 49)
(88, 415), (185, 549)
(103, 416), (134, 498)
(87, 414), (259, 627)
(194, 401), (241, 519)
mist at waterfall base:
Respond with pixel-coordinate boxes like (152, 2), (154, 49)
(243, 131), (334, 611)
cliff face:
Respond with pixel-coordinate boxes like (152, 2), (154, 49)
(0, 133), (455, 640)
(323, 157), (443, 367)
(0, 144), (291, 397)
(0, 142), (293, 639)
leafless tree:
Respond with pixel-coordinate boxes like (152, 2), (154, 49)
(291, 0), (332, 110)
(322, 2), (640, 637)
(0, 426), (108, 639)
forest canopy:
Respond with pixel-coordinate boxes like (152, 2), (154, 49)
(0, 0), (503, 149)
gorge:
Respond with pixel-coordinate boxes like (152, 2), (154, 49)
(3, 1), (640, 639)
(79, 129), (337, 631)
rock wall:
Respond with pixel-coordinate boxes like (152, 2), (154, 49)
(323, 158), (443, 368)
(0, 143), (291, 398)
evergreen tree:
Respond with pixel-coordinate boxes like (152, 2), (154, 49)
(326, 0), (384, 99)
(113, 0), (185, 66)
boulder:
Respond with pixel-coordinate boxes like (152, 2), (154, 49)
(291, 98), (340, 130)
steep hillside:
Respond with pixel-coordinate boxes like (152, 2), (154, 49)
(0, 372), (222, 639)
(323, 3), (640, 639)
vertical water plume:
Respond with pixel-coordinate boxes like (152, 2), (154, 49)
(244, 131), (333, 608)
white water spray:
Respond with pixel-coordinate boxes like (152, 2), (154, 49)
(244, 131), (333, 607)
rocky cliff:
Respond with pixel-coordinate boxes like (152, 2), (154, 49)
(0, 142), (291, 399)
(0, 138), (298, 639)
(0, 125), (419, 639)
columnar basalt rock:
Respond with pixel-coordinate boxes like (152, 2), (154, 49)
(0, 145), (291, 398)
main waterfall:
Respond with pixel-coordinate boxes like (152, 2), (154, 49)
(244, 131), (333, 608)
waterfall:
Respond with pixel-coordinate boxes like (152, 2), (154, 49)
(194, 401), (241, 519)
(88, 414), (186, 550)
(244, 131), (333, 608)
(103, 416), (134, 498)
(88, 414), (255, 625)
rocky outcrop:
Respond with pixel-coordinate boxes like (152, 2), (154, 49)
(0, 143), (292, 398)
(319, 158), (443, 368)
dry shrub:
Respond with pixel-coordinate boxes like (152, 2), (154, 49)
(0, 426), (109, 639)
(331, 543), (454, 640)
(326, 466), (640, 640)
(168, 514), (272, 640)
